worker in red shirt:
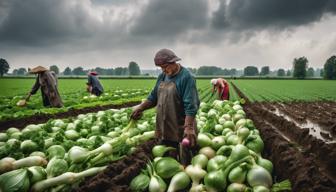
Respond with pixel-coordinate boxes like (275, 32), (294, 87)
(211, 78), (230, 100)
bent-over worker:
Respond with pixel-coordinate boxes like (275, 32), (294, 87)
(26, 66), (63, 107)
(211, 78), (230, 100)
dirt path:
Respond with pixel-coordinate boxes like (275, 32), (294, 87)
(74, 139), (157, 192)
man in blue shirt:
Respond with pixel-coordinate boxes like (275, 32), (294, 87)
(131, 48), (200, 164)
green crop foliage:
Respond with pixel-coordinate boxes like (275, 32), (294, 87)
(232, 79), (336, 102)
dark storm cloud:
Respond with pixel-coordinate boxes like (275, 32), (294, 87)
(130, 0), (208, 38)
(0, 0), (98, 46)
(212, 0), (336, 31)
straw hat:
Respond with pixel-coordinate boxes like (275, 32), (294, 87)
(30, 66), (48, 74)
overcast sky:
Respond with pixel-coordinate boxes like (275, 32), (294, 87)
(0, 0), (336, 71)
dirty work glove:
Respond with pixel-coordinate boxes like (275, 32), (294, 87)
(183, 116), (196, 148)
(130, 100), (154, 120)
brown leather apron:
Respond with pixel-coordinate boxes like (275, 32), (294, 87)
(155, 78), (195, 165)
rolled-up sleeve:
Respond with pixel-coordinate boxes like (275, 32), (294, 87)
(181, 75), (200, 117)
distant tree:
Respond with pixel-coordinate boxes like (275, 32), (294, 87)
(106, 68), (114, 75)
(49, 65), (59, 74)
(17, 68), (27, 75)
(229, 68), (237, 76)
(293, 57), (308, 79)
(115, 67), (128, 75)
(72, 67), (86, 75)
(63, 67), (72, 75)
(244, 66), (259, 76)
(320, 69), (324, 77)
(0, 58), (10, 77)
(323, 55), (336, 79)
(286, 69), (292, 76)
(94, 67), (106, 75)
(260, 66), (270, 76)
(277, 69), (286, 77)
(197, 66), (222, 75)
(123, 67), (128, 75)
(307, 67), (314, 77)
(12, 69), (18, 75)
(187, 67), (197, 75)
(128, 61), (141, 75)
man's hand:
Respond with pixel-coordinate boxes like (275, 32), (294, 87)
(130, 107), (143, 120)
(130, 100), (154, 120)
(183, 116), (197, 147)
(183, 126), (196, 148)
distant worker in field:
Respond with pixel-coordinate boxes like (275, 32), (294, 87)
(130, 48), (200, 165)
(23, 66), (63, 107)
(86, 71), (104, 96)
(211, 78), (230, 100)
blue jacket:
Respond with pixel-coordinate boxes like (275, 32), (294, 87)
(148, 66), (200, 117)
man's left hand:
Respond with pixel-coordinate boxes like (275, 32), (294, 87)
(183, 126), (196, 148)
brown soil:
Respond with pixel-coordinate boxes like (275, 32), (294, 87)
(232, 82), (336, 192)
(74, 139), (157, 192)
(0, 101), (140, 131)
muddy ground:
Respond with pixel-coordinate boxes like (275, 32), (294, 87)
(232, 83), (336, 192)
(74, 139), (157, 192)
(0, 101), (140, 131)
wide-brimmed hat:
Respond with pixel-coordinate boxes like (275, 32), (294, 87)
(154, 48), (181, 66)
(30, 66), (48, 74)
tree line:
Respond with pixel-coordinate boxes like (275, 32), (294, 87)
(1, 56), (336, 79)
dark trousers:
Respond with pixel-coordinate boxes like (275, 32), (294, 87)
(159, 139), (197, 166)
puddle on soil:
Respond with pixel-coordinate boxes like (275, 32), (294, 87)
(263, 120), (303, 152)
(261, 105), (335, 143)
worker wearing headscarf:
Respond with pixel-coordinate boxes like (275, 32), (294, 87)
(86, 71), (104, 96)
(210, 78), (230, 100)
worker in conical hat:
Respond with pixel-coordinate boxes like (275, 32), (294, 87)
(23, 66), (63, 107)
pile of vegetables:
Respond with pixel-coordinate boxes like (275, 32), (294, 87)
(0, 107), (156, 192)
(130, 100), (291, 192)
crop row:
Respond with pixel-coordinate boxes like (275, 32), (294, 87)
(0, 88), (150, 122)
(0, 107), (157, 191)
(232, 79), (336, 102)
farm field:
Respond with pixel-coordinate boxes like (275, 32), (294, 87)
(232, 79), (336, 102)
(0, 78), (336, 192)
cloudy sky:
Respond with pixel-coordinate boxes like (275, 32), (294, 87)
(0, 0), (336, 71)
